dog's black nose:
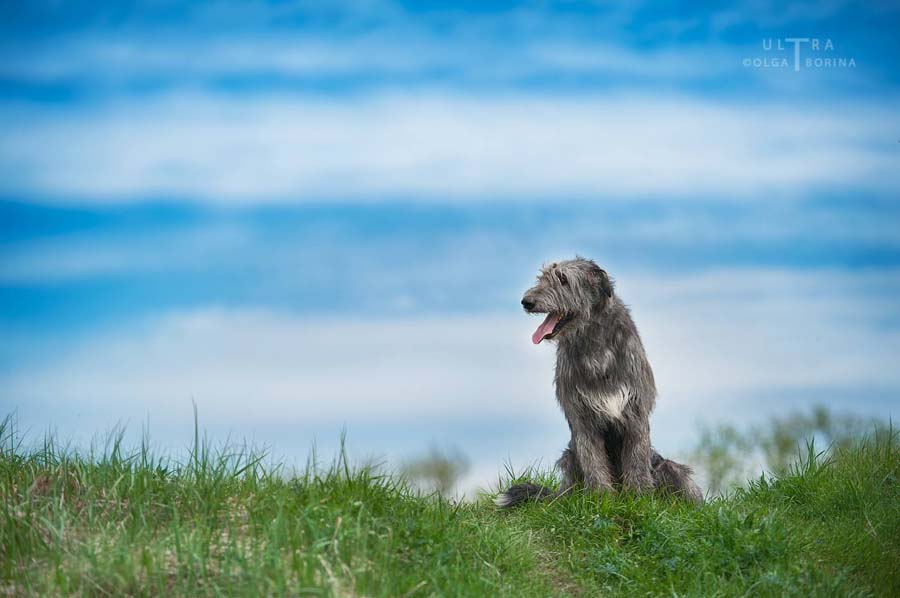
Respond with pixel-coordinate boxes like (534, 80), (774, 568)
(521, 298), (535, 310)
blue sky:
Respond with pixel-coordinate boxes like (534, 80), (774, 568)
(1, 1), (899, 492)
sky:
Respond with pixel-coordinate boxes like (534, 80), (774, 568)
(1, 0), (899, 494)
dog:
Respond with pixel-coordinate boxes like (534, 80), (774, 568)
(496, 257), (702, 507)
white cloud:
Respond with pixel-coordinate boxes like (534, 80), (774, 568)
(2, 92), (897, 203)
(623, 269), (900, 399)
(2, 310), (552, 423)
(1, 35), (734, 83)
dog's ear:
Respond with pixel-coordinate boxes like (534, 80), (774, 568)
(587, 262), (614, 298)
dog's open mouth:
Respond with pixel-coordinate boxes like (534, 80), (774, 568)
(531, 313), (573, 344)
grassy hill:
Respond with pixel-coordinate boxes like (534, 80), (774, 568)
(2, 418), (897, 596)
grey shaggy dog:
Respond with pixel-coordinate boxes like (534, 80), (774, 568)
(496, 257), (702, 507)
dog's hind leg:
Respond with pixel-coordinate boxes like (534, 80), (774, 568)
(557, 440), (583, 495)
(651, 451), (703, 504)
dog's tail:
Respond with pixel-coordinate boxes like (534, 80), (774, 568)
(493, 482), (558, 509)
(651, 451), (704, 504)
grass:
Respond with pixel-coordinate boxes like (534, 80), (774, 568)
(1, 416), (897, 597)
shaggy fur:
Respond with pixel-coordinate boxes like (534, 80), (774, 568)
(496, 258), (702, 508)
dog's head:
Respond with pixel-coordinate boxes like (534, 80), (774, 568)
(521, 257), (614, 344)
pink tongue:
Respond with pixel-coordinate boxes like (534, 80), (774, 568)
(532, 313), (560, 345)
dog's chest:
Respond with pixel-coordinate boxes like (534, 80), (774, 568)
(576, 386), (631, 422)
(556, 347), (634, 420)
(555, 354), (631, 422)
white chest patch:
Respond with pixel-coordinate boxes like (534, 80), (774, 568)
(581, 386), (631, 422)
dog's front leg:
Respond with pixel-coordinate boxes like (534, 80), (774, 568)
(619, 418), (655, 491)
(573, 428), (615, 491)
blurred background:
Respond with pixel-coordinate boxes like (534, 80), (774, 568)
(1, 1), (898, 496)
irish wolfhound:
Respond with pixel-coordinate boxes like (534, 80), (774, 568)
(496, 257), (702, 507)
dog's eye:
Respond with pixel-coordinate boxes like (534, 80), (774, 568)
(557, 271), (568, 285)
